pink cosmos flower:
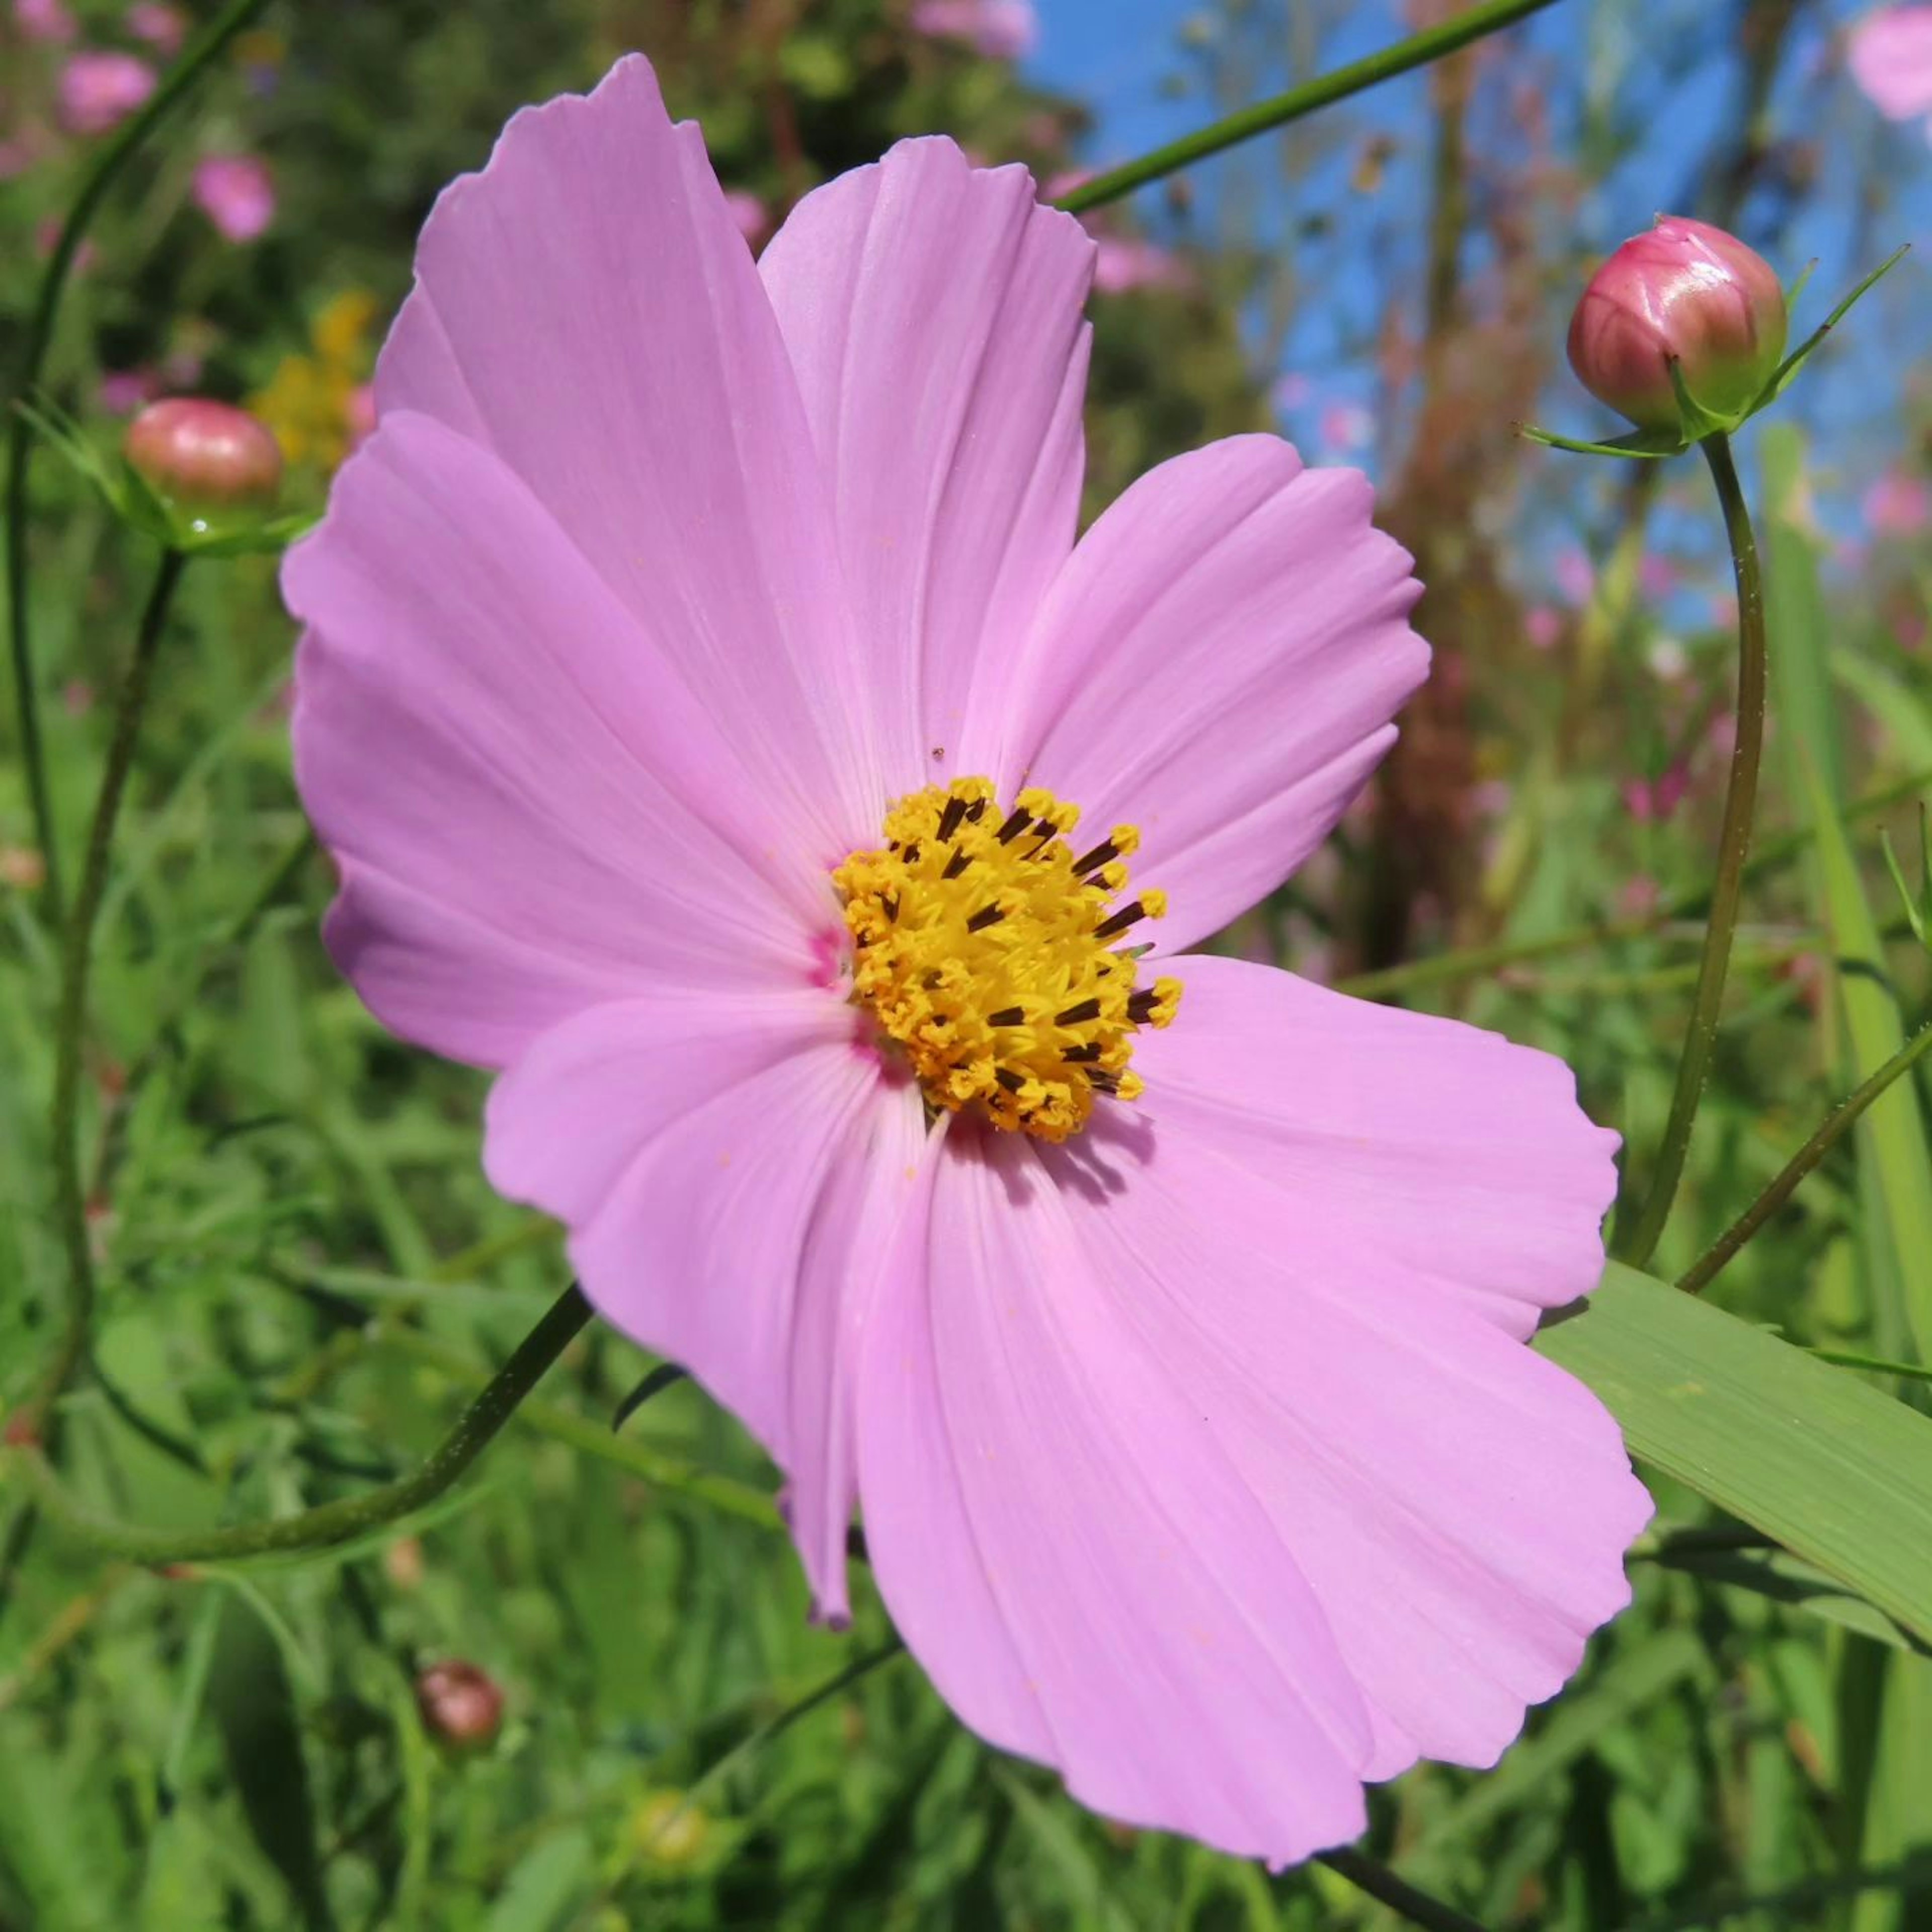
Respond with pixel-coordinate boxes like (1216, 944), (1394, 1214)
(1865, 469), (1932, 536)
(285, 58), (1648, 1865)
(910, 0), (1037, 59)
(192, 152), (276, 242)
(1090, 234), (1191, 295)
(125, 0), (186, 54)
(12, 0), (75, 42)
(57, 50), (155, 134)
(1848, 6), (1932, 124)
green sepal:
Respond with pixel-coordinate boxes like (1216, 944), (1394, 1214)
(1516, 421), (1681, 460)
(1755, 242), (1911, 409)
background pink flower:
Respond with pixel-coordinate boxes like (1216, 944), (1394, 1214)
(57, 50), (156, 135)
(910, 0), (1038, 61)
(286, 58), (1646, 1868)
(12, 0), (75, 42)
(1091, 234), (1190, 293)
(1848, 5), (1932, 123)
(720, 186), (767, 245)
(125, 0), (186, 54)
(192, 152), (276, 242)
(1864, 468), (1931, 535)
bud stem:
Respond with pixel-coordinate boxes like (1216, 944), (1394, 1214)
(4, 0), (276, 922)
(1613, 432), (1768, 1268)
(34, 549), (187, 1443)
(15, 1282), (593, 1564)
(1679, 1021), (1932, 1296)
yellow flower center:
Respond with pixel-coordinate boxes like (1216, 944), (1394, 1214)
(832, 777), (1183, 1142)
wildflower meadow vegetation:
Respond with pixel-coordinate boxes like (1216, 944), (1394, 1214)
(6, 2), (1932, 1928)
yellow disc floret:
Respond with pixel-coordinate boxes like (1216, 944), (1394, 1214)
(832, 778), (1184, 1142)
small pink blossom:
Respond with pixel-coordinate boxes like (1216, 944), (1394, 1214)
(1848, 5), (1932, 123)
(720, 187), (767, 245)
(57, 50), (156, 135)
(1621, 766), (1690, 824)
(1524, 603), (1564, 650)
(125, 0), (186, 54)
(1317, 400), (1373, 455)
(1271, 370), (1311, 413)
(910, 0), (1037, 59)
(1555, 546), (1595, 607)
(1638, 554), (1677, 598)
(12, 0), (75, 43)
(192, 152), (276, 243)
(286, 59), (1646, 1866)
(1616, 875), (1662, 920)
(1091, 235), (1190, 294)
(345, 383), (376, 454)
(1864, 469), (1932, 536)
(98, 368), (158, 414)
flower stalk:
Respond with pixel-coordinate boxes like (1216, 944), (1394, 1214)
(4, 0), (274, 919)
(1614, 432), (1768, 1267)
(15, 1283), (593, 1565)
(1054, 0), (1561, 215)
(1680, 1021), (1932, 1295)
(34, 549), (187, 1439)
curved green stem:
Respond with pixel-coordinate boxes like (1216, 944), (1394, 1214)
(4, 0), (273, 919)
(1614, 433), (1769, 1267)
(1680, 1022), (1932, 1295)
(17, 1283), (593, 1564)
(33, 550), (186, 1436)
(1313, 1849), (1489, 1932)
(1055, 0), (1563, 215)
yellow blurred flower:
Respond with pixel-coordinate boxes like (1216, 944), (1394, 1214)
(629, 1790), (711, 1870)
(250, 289), (380, 472)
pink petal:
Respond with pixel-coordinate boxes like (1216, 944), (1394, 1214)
(1121, 957), (1646, 1772)
(857, 960), (1645, 1860)
(372, 54), (883, 848)
(485, 992), (932, 1620)
(287, 411), (836, 1068)
(759, 138), (1093, 785)
(1849, 6), (1932, 121)
(997, 436), (1426, 951)
(859, 1122), (1374, 1863)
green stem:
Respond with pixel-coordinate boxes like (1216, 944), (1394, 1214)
(1679, 1022), (1932, 1295)
(17, 1283), (593, 1565)
(34, 550), (186, 1436)
(1614, 433), (1768, 1267)
(1055, 0), (1563, 215)
(1313, 1849), (1490, 1932)
(4, 0), (273, 919)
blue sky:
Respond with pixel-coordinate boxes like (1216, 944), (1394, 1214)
(1020, 0), (1930, 558)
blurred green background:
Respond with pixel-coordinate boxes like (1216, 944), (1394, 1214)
(6, 1), (1932, 1926)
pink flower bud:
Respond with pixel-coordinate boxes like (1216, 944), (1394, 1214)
(124, 398), (282, 518)
(57, 50), (156, 136)
(1566, 216), (1787, 433)
(414, 1660), (503, 1751)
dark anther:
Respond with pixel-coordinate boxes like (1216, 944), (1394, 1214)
(965, 797), (988, 822)
(995, 1067), (1026, 1093)
(996, 807), (1032, 843)
(966, 903), (1006, 933)
(1094, 900), (1146, 941)
(1128, 989), (1161, 1021)
(902, 842), (921, 866)
(1072, 839), (1118, 875)
(987, 1006), (1025, 1027)
(1055, 997), (1102, 1025)
(1089, 1070), (1122, 1095)
(883, 893), (899, 923)
(937, 795), (968, 842)
(942, 849), (972, 880)
(1063, 1043), (1102, 1063)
